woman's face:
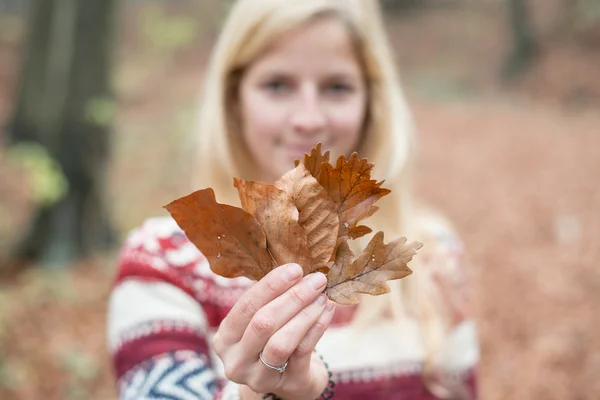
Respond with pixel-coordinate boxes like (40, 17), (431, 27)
(238, 17), (368, 183)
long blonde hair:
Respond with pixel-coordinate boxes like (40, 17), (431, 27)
(192, 0), (456, 396)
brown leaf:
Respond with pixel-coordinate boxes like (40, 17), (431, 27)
(164, 188), (274, 281)
(165, 142), (421, 302)
(234, 178), (312, 275)
(294, 142), (330, 180)
(325, 231), (423, 305)
(275, 163), (339, 272)
(318, 152), (391, 245)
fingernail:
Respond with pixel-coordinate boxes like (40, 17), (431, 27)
(284, 263), (303, 281)
(315, 294), (327, 306)
(326, 301), (335, 312)
(308, 272), (327, 290)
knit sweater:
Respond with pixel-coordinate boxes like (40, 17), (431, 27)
(107, 216), (479, 399)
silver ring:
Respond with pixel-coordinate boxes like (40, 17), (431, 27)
(259, 351), (288, 374)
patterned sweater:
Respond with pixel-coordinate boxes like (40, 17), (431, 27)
(107, 216), (479, 399)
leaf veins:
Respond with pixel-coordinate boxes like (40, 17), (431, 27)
(275, 163), (339, 272)
(234, 177), (312, 275)
(164, 188), (273, 280)
(325, 232), (423, 305)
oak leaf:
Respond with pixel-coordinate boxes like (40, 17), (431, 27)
(234, 177), (312, 275)
(299, 147), (391, 245)
(325, 231), (423, 305)
(294, 142), (331, 180)
(165, 143), (422, 304)
(275, 163), (339, 272)
(163, 188), (274, 281)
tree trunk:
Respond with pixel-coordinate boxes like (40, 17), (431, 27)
(6, 0), (120, 268)
(503, 0), (539, 80)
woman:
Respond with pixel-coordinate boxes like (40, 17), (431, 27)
(107, 0), (480, 399)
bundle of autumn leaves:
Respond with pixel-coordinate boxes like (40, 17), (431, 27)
(165, 144), (423, 305)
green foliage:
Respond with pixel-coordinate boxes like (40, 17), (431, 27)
(0, 14), (25, 45)
(0, 206), (14, 245)
(85, 97), (116, 127)
(62, 348), (99, 381)
(0, 359), (19, 391)
(5, 142), (69, 207)
(410, 74), (475, 101)
(0, 291), (6, 342)
(578, 0), (600, 24)
(176, 105), (196, 132)
(141, 4), (200, 52)
(20, 270), (77, 306)
(0, 292), (18, 391)
(62, 348), (99, 400)
(380, 0), (421, 13)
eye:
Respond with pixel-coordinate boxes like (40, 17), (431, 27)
(262, 80), (291, 93)
(324, 82), (353, 95)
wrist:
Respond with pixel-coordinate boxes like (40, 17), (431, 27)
(264, 353), (335, 400)
(307, 361), (330, 399)
(239, 385), (262, 400)
(280, 367), (328, 400)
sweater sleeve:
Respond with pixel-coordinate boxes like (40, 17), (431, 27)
(106, 217), (242, 399)
(422, 218), (480, 398)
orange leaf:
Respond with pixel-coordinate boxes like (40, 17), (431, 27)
(234, 178), (312, 275)
(294, 142), (331, 180)
(318, 152), (391, 245)
(275, 163), (339, 272)
(164, 188), (274, 281)
(165, 142), (422, 303)
(325, 232), (423, 305)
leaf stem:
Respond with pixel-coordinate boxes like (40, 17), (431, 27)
(266, 243), (278, 268)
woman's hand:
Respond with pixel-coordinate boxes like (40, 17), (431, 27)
(212, 263), (336, 400)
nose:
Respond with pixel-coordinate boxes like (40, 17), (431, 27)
(290, 85), (326, 135)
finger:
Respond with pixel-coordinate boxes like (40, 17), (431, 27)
(293, 300), (335, 361)
(240, 272), (327, 358)
(219, 263), (304, 343)
(260, 294), (328, 366)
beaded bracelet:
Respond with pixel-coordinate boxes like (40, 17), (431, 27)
(262, 352), (335, 399)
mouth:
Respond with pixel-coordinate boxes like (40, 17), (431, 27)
(284, 143), (326, 159)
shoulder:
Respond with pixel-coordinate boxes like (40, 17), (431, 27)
(413, 209), (480, 370)
(116, 216), (253, 299)
(413, 207), (464, 258)
(116, 216), (200, 277)
(111, 216), (253, 336)
(121, 216), (184, 254)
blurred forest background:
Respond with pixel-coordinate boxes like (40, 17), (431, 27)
(0, 0), (599, 399)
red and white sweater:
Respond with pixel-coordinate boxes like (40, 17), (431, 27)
(107, 216), (479, 399)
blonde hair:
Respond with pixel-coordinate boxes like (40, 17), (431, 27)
(192, 0), (458, 396)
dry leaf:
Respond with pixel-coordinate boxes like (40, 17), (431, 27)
(305, 149), (391, 245)
(163, 188), (274, 280)
(275, 163), (339, 272)
(234, 178), (312, 275)
(325, 231), (423, 305)
(294, 142), (331, 180)
(165, 143), (422, 304)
